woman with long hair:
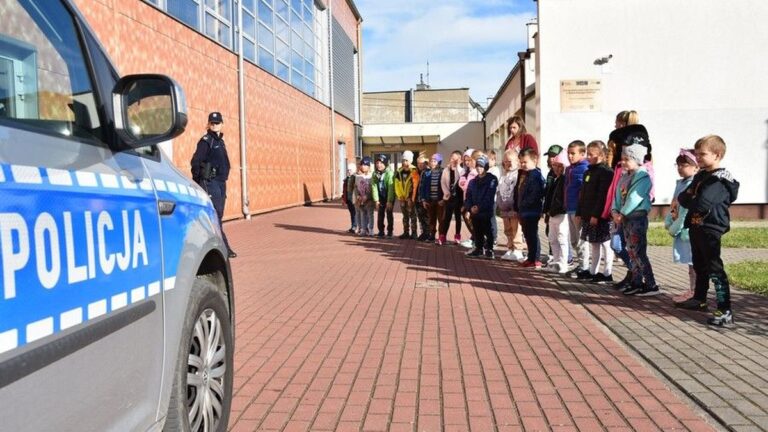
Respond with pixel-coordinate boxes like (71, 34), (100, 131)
(505, 116), (539, 156)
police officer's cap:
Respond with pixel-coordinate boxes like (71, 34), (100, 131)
(208, 112), (223, 124)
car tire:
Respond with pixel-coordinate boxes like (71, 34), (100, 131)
(164, 275), (233, 432)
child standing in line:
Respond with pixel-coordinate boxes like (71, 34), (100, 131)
(341, 162), (358, 233)
(543, 151), (569, 273)
(577, 141), (615, 283)
(420, 153), (445, 243)
(676, 135), (739, 326)
(667, 149), (699, 302)
(372, 154), (395, 238)
(458, 149), (479, 248)
(354, 157), (375, 236)
(394, 150), (420, 239)
(611, 135), (659, 296)
(543, 145), (565, 260)
(498, 149), (526, 261)
(464, 155), (498, 259)
(487, 150), (501, 246)
(415, 155), (430, 241)
(439, 150), (464, 245)
(564, 140), (590, 276)
(514, 149), (546, 269)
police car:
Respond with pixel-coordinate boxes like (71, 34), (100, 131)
(0, 1), (234, 431)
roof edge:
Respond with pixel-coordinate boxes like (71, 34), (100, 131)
(346, 0), (363, 22)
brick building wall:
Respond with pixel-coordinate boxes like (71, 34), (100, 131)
(73, 0), (360, 220)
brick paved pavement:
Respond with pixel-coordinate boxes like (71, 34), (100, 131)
(223, 203), (736, 431)
(554, 245), (768, 432)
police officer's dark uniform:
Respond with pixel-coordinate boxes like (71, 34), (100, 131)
(191, 112), (236, 258)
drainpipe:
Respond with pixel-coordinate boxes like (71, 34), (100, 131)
(518, 51), (527, 119)
(328, 2), (337, 198)
(237, 2), (251, 219)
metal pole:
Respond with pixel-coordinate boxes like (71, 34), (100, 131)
(328, 2), (336, 198)
(236, 0), (251, 219)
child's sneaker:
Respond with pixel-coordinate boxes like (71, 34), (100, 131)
(427, 234), (435, 242)
(411, 232), (419, 240)
(674, 298), (708, 311)
(623, 284), (643, 296)
(454, 234), (462, 244)
(612, 273), (631, 291)
(436, 235), (445, 245)
(636, 284), (661, 296)
(417, 232), (429, 242)
(466, 248), (483, 258)
(484, 249), (495, 260)
(533, 261), (543, 269)
(575, 270), (593, 280)
(347, 227), (356, 233)
(500, 250), (515, 261)
(398, 232), (410, 239)
(707, 309), (733, 326)
(460, 239), (475, 249)
(377, 231), (385, 238)
(591, 273), (614, 284)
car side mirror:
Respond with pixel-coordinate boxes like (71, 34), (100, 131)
(113, 74), (188, 148)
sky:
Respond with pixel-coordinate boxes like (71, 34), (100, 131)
(355, 0), (538, 108)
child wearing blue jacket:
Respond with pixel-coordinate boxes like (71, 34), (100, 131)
(514, 149), (546, 268)
(465, 155), (498, 259)
(564, 140), (590, 274)
(612, 136), (659, 296)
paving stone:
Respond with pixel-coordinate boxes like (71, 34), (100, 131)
(224, 205), (725, 432)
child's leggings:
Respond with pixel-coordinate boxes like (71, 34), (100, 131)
(623, 212), (656, 287)
(590, 240), (614, 276)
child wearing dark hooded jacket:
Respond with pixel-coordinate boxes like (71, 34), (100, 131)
(514, 149), (546, 269)
(464, 155), (498, 260)
(675, 135), (739, 326)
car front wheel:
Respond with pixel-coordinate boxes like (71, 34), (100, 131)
(165, 276), (233, 432)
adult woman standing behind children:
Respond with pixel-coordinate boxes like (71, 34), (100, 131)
(505, 116), (539, 156)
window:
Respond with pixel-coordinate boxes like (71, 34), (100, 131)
(151, 0), (325, 100)
(258, 0), (273, 27)
(165, 0), (233, 48)
(258, 46), (274, 73)
(0, 0), (102, 142)
(168, 0), (200, 29)
(241, 0), (258, 62)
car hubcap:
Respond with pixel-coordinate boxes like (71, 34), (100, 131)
(186, 308), (227, 432)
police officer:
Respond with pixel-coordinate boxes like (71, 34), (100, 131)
(191, 112), (236, 258)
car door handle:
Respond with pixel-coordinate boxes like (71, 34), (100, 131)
(158, 200), (176, 215)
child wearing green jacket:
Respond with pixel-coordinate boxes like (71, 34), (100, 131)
(372, 154), (395, 237)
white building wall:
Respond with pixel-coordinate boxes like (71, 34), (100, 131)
(537, 0), (768, 204)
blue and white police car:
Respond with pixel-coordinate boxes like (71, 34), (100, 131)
(0, 0), (235, 431)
